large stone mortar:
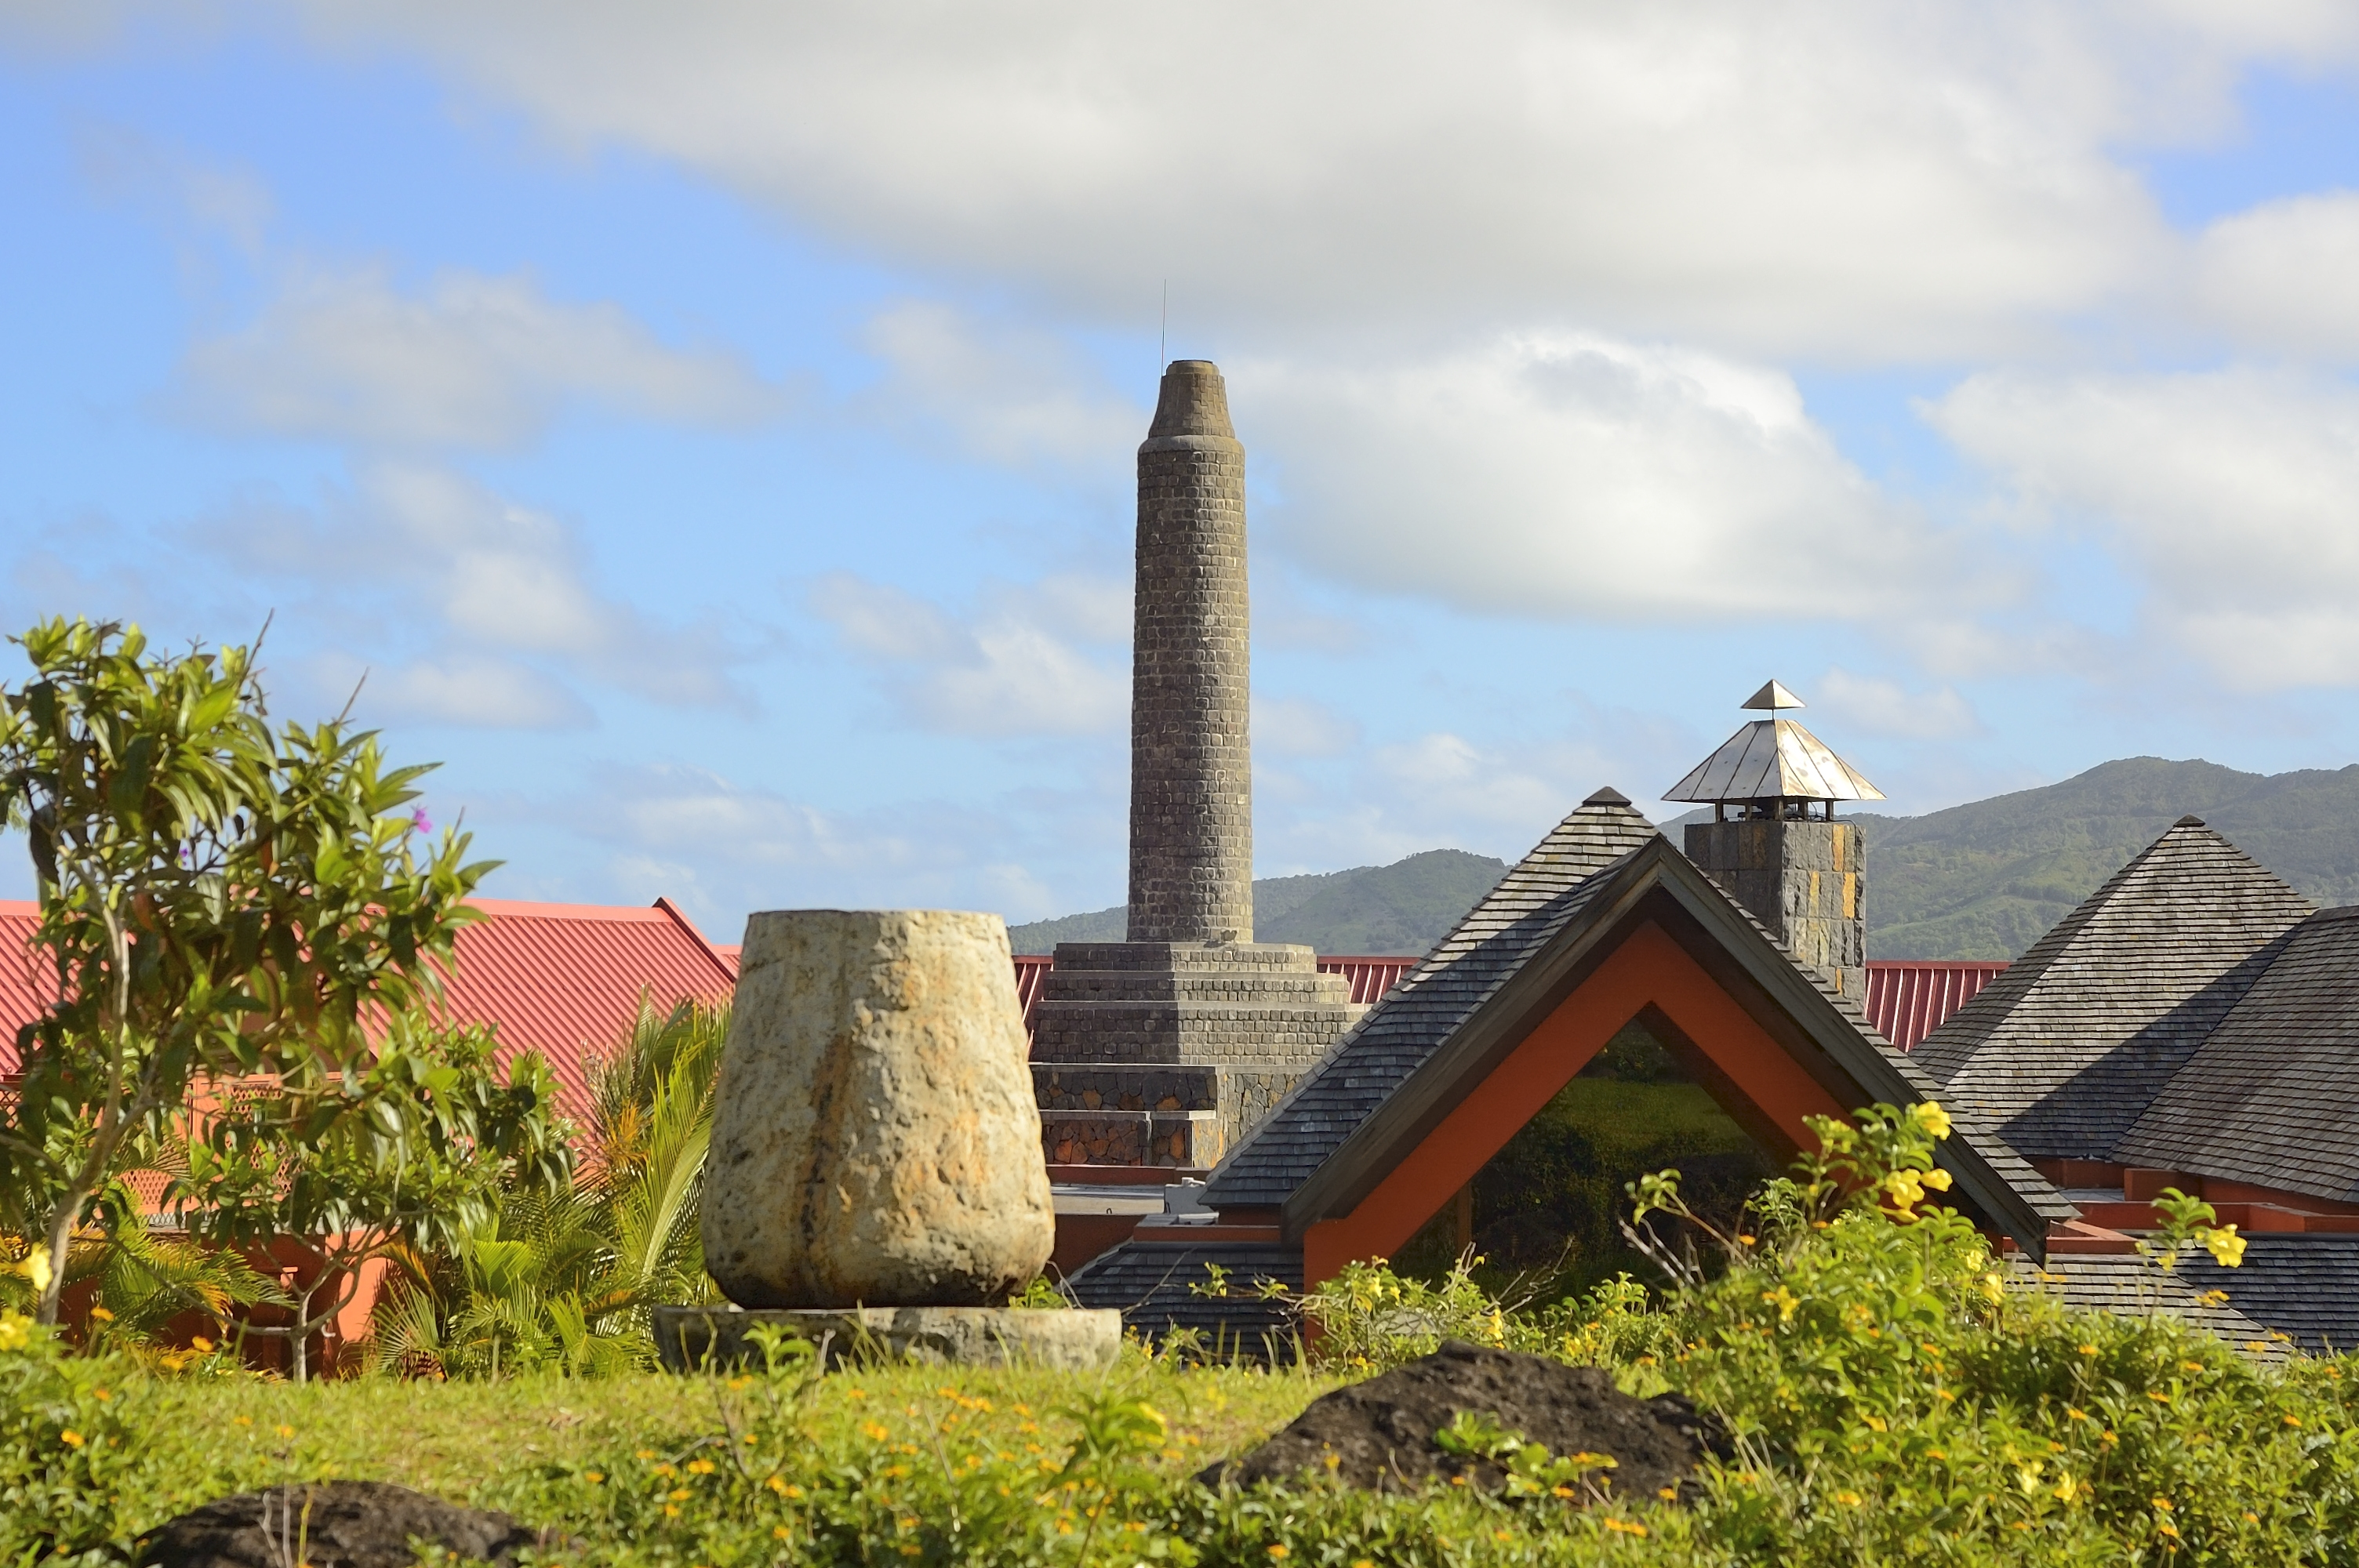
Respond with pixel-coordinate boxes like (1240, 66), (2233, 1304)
(703, 909), (1055, 1309)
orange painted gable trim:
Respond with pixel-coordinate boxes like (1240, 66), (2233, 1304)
(1303, 920), (1849, 1286)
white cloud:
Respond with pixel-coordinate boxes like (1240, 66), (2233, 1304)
(175, 263), (777, 448)
(809, 570), (1128, 736)
(251, 2), (2334, 361)
(201, 461), (754, 714)
(860, 301), (1140, 472)
(2194, 192), (2359, 360)
(1241, 332), (1960, 621)
(1928, 366), (2359, 688)
(1811, 669), (1982, 740)
(312, 648), (591, 729)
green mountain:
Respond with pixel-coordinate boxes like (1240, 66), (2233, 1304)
(1852, 757), (2359, 959)
(1006, 848), (1508, 956)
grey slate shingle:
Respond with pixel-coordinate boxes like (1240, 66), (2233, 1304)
(1063, 1240), (1303, 1356)
(1203, 796), (1659, 1210)
(2179, 1236), (2359, 1356)
(2006, 1252), (2271, 1348)
(1914, 822), (2313, 1161)
(2120, 906), (2359, 1201)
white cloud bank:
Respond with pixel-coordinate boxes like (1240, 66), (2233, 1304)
(1244, 332), (1961, 620)
(176, 264), (776, 449)
(206, 462), (754, 724)
(810, 570), (1129, 737)
(252, 0), (2359, 361)
(1928, 366), (2359, 690)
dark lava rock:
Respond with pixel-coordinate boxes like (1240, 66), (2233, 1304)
(141, 1481), (546, 1568)
(1204, 1340), (1729, 1499)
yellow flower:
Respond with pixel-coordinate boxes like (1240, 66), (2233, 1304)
(60, 1429), (84, 1446)
(1762, 1286), (1800, 1323)
(1922, 1167), (1953, 1192)
(685, 1459), (715, 1475)
(1602, 1519), (1649, 1537)
(774, 1527), (791, 1541)
(2202, 1226), (2247, 1268)
(1912, 1102), (1953, 1139)
(0, 1315), (30, 1353)
(668, 1488), (691, 1502)
(86, 1305), (114, 1323)
(1834, 1491), (1863, 1507)
(2151, 1498), (2173, 1512)
(583, 1472), (603, 1486)
(1267, 1548), (1289, 1560)
(1981, 1273), (2006, 1305)
(20, 1250), (52, 1292)
(1883, 1171), (1925, 1210)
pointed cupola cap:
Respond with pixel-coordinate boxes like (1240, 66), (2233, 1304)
(1664, 680), (1885, 804)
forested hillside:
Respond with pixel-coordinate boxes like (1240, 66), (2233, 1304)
(1006, 848), (1507, 955)
(1856, 757), (2359, 958)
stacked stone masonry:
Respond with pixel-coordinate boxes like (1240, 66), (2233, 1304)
(1684, 818), (1866, 1000)
(1031, 942), (1361, 1164)
(1129, 361), (1253, 946)
(1035, 360), (1364, 1170)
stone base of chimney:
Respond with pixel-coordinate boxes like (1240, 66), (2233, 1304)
(1028, 941), (1360, 1166)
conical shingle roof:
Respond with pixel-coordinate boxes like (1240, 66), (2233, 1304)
(2118, 904), (2359, 1203)
(1914, 819), (2313, 1161)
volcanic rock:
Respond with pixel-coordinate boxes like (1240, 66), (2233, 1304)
(1204, 1340), (1729, 1498)
(140, 1481), (543, 1568)
(703, 908), (1054, 1308)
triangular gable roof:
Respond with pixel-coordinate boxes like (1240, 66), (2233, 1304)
(2117, 904), (2359, 1203)
(1914, 820), (2312, 1162)
(1206, 800), (2070, 1260)
(1205, 791), (1660, 1209)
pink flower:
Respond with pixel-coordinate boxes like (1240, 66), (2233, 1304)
(411, 808), (434, 835)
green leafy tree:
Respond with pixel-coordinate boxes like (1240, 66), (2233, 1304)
(370, 996), (725, 1377)
(0, 617), (493, 1323)
(169, 1019), (572, 1381)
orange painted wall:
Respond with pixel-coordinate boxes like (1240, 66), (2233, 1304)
(1302, 920), (1850, 1286)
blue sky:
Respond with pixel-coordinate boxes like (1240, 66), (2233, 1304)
(6, 5), (2359, 943)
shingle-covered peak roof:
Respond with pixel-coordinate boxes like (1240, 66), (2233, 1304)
(1203, 793), (1659, 1209)
(2118, 906), (2359, 1202)
(1914, 822), (2312, 1162)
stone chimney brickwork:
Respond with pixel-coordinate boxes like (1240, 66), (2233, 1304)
(1030, 361), (1361, 1170)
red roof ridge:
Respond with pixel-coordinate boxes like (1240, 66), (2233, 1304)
(652, 897), (738, 985)
(463, 896), (680, 921)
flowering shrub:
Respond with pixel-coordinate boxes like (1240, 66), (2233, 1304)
(0, 1313), (157, 1565)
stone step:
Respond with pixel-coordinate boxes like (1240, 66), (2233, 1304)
(1049, 941), (1325, 974)
(1038, 970), (1354, 1004)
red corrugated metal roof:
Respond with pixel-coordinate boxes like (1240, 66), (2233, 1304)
(433, 898), (737, 1113)
(0, 898), (738, 1117)
(1865, 959), (2009, 1052)
(1014, 955), (1052, 1034)
(1318, 956), (1420, 1006)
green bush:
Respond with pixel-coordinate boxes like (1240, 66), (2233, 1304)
(0, 1313), (158, 1565)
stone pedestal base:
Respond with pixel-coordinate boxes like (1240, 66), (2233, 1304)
(1027, 942), (1361, 1166)
(652, 1304), (1122, 1373)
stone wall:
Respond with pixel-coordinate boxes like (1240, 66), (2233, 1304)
(1684, 818), (1866, 1000)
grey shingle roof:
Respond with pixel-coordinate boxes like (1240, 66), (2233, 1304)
(1204, 793), (1659, 1210)
(2179, 1236), (2359, 1356)
(2005, 1252), (2271, 1348)
(1913, 821), (2312, 1161)
(1063, 1240), (1303, 1356)
(2119, 906), (2359, 1201)
(1203, 787), (2072, 1258)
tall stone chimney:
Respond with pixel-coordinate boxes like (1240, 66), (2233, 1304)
(1027, 361), (1359, 1171)
(1129, 361), (1252, 944)
(1664, 681), (1882, 999)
